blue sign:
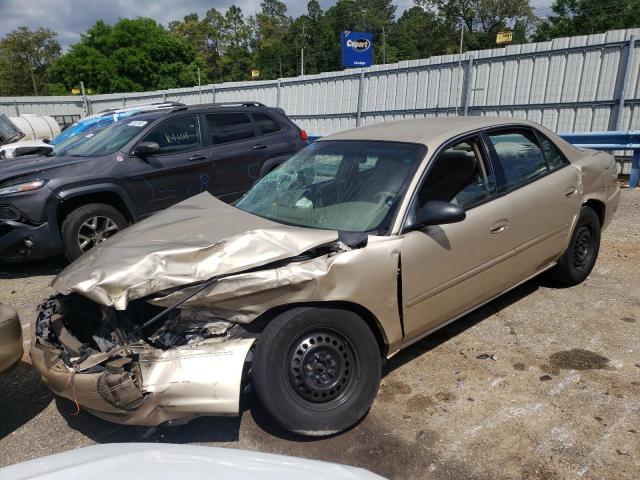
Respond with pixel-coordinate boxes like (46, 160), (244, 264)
(341, 31), (373, 68)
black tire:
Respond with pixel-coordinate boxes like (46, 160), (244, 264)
(252, 307), (382, 436)
(61, 203), (128, 261)
(549, 206), (601, 286)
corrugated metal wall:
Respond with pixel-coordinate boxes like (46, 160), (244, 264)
(1, 28), (638, 136)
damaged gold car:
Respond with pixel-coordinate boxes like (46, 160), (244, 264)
(31, 118), (620, 435)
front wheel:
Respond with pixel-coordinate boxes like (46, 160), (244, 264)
(549, 206), (601, 286)
(61, 203), (128, 261)
(251, 307), (382, 436)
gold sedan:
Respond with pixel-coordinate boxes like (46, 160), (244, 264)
(31, 117), (619, 435)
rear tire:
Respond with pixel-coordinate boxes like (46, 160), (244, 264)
(252, 307), (381, 436)
(549, 206), (601, 286)
(61, 203), (128, 261)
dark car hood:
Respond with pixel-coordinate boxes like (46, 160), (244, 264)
(53, 193), (340, 310)
(0, 154), (86, 184)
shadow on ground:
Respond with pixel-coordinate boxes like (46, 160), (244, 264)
(0, 257), (67, 280)
(0, 361), (53, 439)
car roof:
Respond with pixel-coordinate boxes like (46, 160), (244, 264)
(321, 117), (553, 148)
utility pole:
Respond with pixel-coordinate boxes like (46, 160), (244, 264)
(382, 26), (386, 64)
(455, 24), (465, 115)
(301, 21), (305, 76)
(197, 67), (202, 104)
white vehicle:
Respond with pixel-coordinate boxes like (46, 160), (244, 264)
(0, 443), (385, 480)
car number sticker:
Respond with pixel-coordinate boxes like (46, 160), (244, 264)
(129, 121), (148, 127)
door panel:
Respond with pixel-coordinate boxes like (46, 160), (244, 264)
(204, 112), (264, 201)
(400, 195), (518, 343)
(125, 115), (211, 216)
(502, 165), (581, 280)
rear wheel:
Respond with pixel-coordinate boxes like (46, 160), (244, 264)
(61, 203), (128, 261)
(252, 307), (382, 436)
(549, 206), (601, 286)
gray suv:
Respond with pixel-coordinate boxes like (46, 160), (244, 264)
(0, 102), (308, 262)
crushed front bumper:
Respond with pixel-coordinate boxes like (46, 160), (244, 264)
(30, 336), (254, 426)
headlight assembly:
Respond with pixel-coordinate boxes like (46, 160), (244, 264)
(0, 180), (47, 196)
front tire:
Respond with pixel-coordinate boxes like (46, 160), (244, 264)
(61, 203), (128, 261)
(252, 307), (381, 436)
(549, 206), (601, 286)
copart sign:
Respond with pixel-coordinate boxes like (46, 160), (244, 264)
(341, 31), (373, 68)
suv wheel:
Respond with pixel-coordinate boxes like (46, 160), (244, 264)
(548, 206), (601, 286)
(251, 307), (381, 436)
(61, 203), (128, 261)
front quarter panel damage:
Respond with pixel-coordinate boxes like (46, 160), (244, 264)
(31, 295), (255, 426)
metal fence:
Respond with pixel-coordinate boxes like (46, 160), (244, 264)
(1, 28), (639, 137)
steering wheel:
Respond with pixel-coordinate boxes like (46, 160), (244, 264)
(373, 191), (396, 206)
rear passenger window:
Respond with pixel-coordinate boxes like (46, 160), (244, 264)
(537, 132), (570, 171)
(141, 115), (202, 154)
(488, 130), (548, 190)
(206, 113), (255, 144)
(253, 113), (281, 135)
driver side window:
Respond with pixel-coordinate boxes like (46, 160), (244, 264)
(417, 138), (492, 210)
(141, 115), (202, 155)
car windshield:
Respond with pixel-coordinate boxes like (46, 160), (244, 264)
(236, 140), (426, 234)
(47, 127), (106, 157)
(65, 119), (149, 157)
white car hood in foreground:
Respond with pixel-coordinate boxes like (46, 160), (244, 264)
(0, 443), (385, 480)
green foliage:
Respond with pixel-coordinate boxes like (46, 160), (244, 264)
(3, 0), (637, 96)
(533, 0), (640, 40)
(48, 18), (201, 94)
(0, 26), (61, 95)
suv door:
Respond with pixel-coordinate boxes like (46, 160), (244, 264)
(399, 136), (520, 344)
(126, 114), (212, 216)
(484, 128), (581, 282)
(204, 112), (265, 202)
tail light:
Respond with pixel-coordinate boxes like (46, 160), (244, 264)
(300, 129), (308, 141)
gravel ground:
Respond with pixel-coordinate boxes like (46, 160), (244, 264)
(1, 189), (638, 479)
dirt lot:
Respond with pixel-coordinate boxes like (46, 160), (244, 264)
(1, 189), (638, 479)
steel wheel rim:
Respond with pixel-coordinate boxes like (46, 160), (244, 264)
(287, 330), (355, 405)
(77, 216), (119, 252)
(573, 224), (595, 272)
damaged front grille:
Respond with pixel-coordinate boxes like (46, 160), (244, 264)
(36, 294), (236, 364)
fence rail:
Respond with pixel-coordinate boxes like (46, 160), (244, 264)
(1, 28), (639, 137)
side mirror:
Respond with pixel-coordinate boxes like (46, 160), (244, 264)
(405, 200), (466, 232)
(132, 141), (160, 157)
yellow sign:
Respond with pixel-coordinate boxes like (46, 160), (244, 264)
(71, 88), (80, 95)
(496, 31), (513, 44)
(251, 69), (260, 78)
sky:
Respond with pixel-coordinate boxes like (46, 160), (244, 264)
(0, 0), (555, 49)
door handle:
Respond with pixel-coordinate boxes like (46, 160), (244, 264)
(489, 219), (509, 234)
(189, 154), (207, 162)
(253, 144), (268, 150)
(564, 186), (577, 198)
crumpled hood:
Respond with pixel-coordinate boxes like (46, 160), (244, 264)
(53, 193), (339, 310)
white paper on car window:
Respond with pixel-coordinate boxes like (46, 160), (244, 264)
(129, 121), (148, 127)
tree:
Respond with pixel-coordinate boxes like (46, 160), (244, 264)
(534, 0), (640, 40)
(0, 27), (61, 96)
(48, 18), (202, 94)
(253, 0), (293, 78)
(389, 7), (449, 61)
(416, 0), (535, 51)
